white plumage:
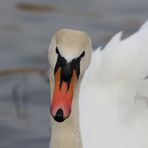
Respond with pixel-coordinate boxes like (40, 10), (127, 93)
(79, 21), (148, 148)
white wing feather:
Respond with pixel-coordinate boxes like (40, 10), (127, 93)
(99, 23), (148, 83)
(79, 20), (148, 148)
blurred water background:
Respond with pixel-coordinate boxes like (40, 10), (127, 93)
(0, 0), (148, 148)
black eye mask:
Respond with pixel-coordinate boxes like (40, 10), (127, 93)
(54, 47), (85, 83)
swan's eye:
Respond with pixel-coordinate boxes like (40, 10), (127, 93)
(71, 51), (85, 67)
(55, 47), (66, 66)
(80, 51), (85, 58)
(70, 51), (85, 77)
(56, 47), (60, 55)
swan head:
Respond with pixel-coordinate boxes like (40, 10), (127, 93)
(48, 28), (92, 122)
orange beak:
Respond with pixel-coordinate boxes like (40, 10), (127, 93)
(50, 67), (77, 122)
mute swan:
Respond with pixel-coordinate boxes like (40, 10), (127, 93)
(48, 21), (148, 148)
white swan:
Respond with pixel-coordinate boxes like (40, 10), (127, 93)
(48, 21), (148, 148)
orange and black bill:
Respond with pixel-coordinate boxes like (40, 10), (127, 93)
(50, 47), (85, 122)
(50, 67), (77, 122)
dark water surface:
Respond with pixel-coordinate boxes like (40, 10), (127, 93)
(0, 0), (148, 147)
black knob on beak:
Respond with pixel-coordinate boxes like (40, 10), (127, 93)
(61, 63), (73, 82)
(54, 108), (65, 122)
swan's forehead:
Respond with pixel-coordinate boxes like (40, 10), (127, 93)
(55, 29), (90, 61)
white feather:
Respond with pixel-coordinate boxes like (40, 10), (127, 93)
(79, 20), (148, 148)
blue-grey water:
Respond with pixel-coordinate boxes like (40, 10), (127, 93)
(0, 0), (148, 147)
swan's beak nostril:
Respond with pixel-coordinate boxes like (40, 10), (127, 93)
(54, 108), (65, 122)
